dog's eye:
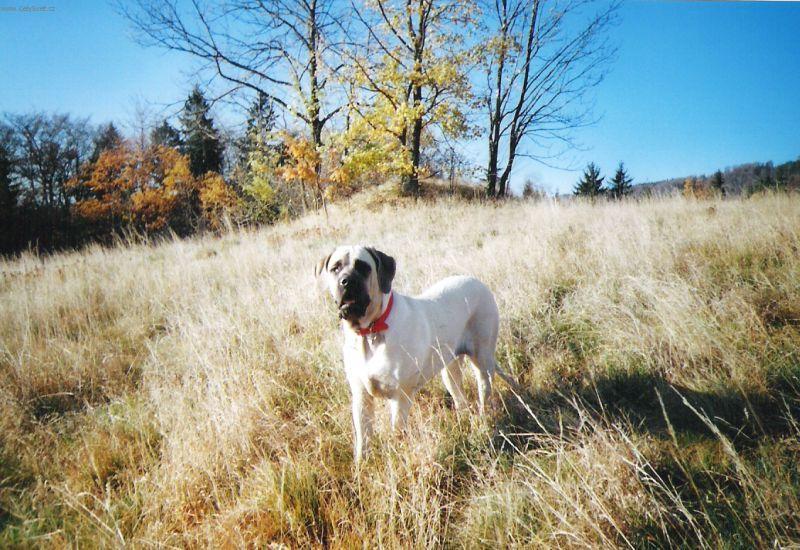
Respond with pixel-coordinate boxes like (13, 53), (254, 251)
(354, 259), (371, 277)
(331, 263), (342, 273)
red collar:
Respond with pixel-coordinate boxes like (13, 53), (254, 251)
(357, 293), (393, 336)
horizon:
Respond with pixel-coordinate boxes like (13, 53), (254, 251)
(1, 0), (798, 194)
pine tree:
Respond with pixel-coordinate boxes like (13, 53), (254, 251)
(609, 162), (633, 199)
(151, 119), (182, 149)
(91, 123), (123, 162)
(179, 86), (224, 177)
(711, 170), (725, 196)
(236, 93), (277, 166)
(246, 93), (276, 149)
(574, 162), (605, 197)
(233, 94), (282, 219)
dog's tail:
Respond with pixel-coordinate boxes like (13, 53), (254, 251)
(493, 363), (524, 394)
(492, 363), (547, 428)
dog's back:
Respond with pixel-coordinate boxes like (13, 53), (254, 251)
(414, 275), (499, 360)
(417, 276), (498, 324)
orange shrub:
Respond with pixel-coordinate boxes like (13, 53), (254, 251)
(69, 142), (238, 234)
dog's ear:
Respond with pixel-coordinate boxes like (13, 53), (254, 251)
(366, 247), (396, 294)
(314, 251), (332, 280)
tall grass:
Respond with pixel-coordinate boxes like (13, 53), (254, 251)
(1, 193), (799, 547)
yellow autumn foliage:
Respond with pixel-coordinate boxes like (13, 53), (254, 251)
(199, 172), (239, 229)
(336, 0), (477, 190)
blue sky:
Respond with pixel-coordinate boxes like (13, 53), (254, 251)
(1, 1), (798, 194)
(523, 0), (800, 194)
(0, 2), (191, 124)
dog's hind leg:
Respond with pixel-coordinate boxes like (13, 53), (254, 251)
(389, 392), (413, 432)
(441, 358), (469, 411)
(464, 299), (499, 416)
(468, 351), (496, 415)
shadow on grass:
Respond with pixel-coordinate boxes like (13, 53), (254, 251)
(487, 370), (800, 547)
(492, 370), (800, 453)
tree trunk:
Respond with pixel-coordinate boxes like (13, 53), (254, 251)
(486, 136), (499, 197)
(308, 0), (321, 153)
(308, 0), (323, 210)
(400, 2), (426, 197)
(306, 0), (332, 215)
(497, 135), (517, 197)
(299, 181), (309, 212)
(486, 0), (508, 199)
(495, 0), (538, 199)
(403, 83), (423, 196)
(497, 168), (509, 197)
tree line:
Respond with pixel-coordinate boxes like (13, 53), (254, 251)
(680, 160), (800, 198)
(572, 157), (800, 202)
(626, 158), (800, 199)
(1, 88), (237, 254)
(2, 0), (618, 255)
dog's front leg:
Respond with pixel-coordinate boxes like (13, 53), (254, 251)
(351, 387), (374, 462)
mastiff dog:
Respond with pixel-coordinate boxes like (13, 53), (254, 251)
(316, 245), (502, 461)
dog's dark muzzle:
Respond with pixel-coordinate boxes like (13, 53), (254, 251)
(336, 274), (370, 320)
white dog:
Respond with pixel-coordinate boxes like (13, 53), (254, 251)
(316, 245), (501, 460)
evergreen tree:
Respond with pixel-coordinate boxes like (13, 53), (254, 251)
(237, 93), (278, 166)
(235, 94), (284, 222)
(151, 119), (182, 149)
(609, 162), (633, 199)
(179, 86), (224, 177)
(574, 162), (605, 197)
(711, 170), (725, 195)
(246, 93), (276, 148)
(91, 123), (123, 162)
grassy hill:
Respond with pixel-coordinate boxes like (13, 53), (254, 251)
(2, 193), (800, 547)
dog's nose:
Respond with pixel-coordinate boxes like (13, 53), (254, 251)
(340, 275), (353, 288)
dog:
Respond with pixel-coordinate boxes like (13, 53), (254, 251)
(315, 245), (501, 461)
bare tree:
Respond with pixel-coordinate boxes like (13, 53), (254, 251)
(5, 113), (93, 210)
(483, 0), (617, 197)
(3, 113), (94, 249)
(126, 96), (157, 151)
(420, 139), (474, 189)
(120, 0), (343, 155)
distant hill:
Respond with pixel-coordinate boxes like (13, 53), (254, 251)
(633, 156), (800, 197)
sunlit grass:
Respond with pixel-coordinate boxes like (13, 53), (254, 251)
(1, 192), (799, 546)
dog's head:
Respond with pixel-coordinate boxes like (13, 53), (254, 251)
(315, 245), (396, 329)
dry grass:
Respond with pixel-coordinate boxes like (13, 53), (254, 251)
(1, 193), (799, 547)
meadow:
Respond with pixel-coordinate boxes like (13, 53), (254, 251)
(1, 192), (799, 547)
